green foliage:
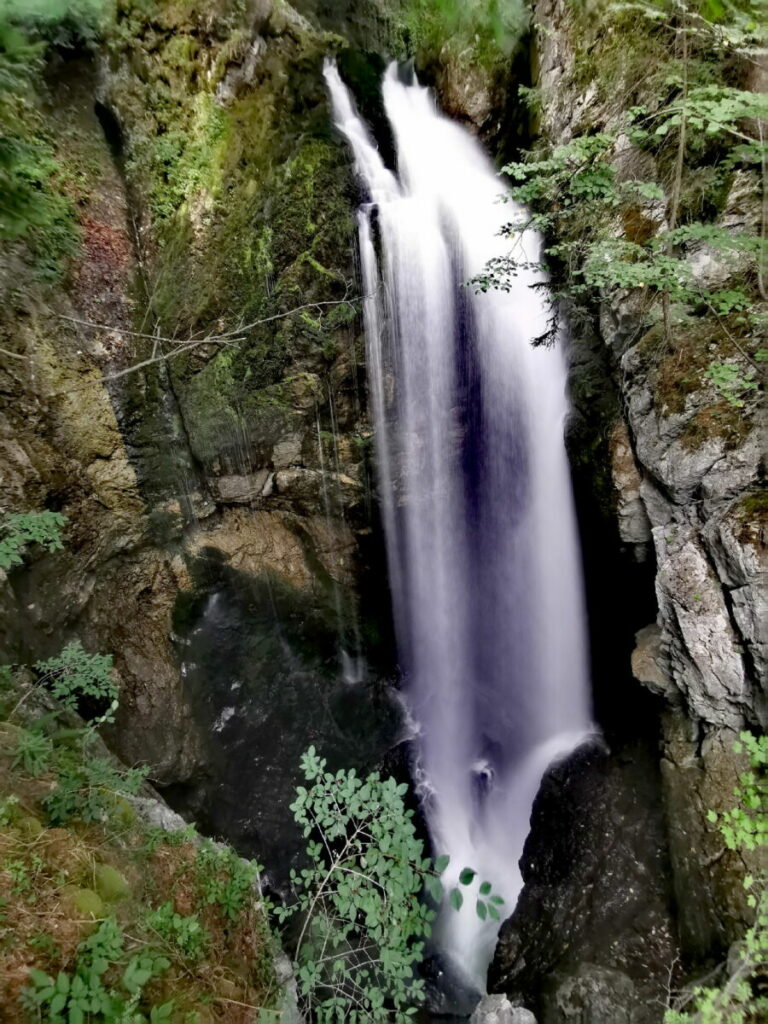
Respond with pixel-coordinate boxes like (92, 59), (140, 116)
(1, 522), (275, 1019)
(19, 916), (174, 1023)
(707, 732), (767, 852)
(279, 747), (432, 1021)
(145, 902), (208, 961)
(0, 510), (66, 571)
(704, 361), (759, 407)
(277, 747), (502, 1022)
(12, 724), (54, 775)
(195, 841), (258, 922)
(44, 750), (148, 826)
(142, 823), (198, 854)
(0, 1), (98, 255)
(476, 0), (766, 440)
(35, 640), (118, 723)
(0, 793), (20, 825)
(666, 732), (767, 1022)
(143, 94), (228, 222)
(400, 0), (529, 64)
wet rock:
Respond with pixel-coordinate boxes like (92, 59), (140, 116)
(470, 995), (537, 1024)
(553, 964), (636, 1024)
(702, 498), (768, 701)
(609, 421), (651, 548)
(631, 624), (675, 701)
(127, 794), (190, 834)
(272, 432), (303, 469)
(488, 741), (676, 1024)
(79, 548), (204, 785)
(660, 714), (763, 959)
(216, 470), (272, 503)
(273, 467), (362, 516)
(654, 526), (748, 728)
(185, 507), (357, 590)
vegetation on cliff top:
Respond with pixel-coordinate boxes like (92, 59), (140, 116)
(477, 0), (766, 446)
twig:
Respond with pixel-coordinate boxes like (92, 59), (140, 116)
(0, 346), (29, 362)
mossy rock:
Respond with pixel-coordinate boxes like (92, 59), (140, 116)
(63, 886), (105, 920)
(95, 863), (131, 903)
(17, 815), (44, 840)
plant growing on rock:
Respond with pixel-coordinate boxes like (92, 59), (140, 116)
(34, 641), (118, 724)
(665, 732), (767, 1023)
(0, 511), (66, 571)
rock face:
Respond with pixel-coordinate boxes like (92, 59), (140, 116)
(489, 742), (676, 1024)
(0, 0), (404, 878)
(487, 2), (765, 1015)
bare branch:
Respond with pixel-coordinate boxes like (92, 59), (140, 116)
(0, 346), (30, 362)
(49, 293), (364, 394)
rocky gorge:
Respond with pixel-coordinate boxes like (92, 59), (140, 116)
(0, 0), (765, 1021)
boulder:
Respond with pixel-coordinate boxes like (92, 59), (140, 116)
(470, 995), (537, 1024)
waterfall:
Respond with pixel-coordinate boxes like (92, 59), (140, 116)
(325, 62), (593, 990)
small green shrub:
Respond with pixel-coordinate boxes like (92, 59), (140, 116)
(19, 916), (173, 1023)
(145, 902), (208, 961)
(35, 641), (118, 724)
(666, 733), (767, 1022)
(44, 752), (148, 826)
(277, 747), (503, 1022)
(12, 725), (54, 776)
(0, 511), (66, 571)
(195, 841), (258, 922)
(707, 733), (767, 853)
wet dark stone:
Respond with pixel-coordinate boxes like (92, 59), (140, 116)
(160, 557), (402, 887)
(488, 739), (677, 1024)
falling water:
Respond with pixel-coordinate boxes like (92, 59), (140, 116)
(325, 62), (593, 990)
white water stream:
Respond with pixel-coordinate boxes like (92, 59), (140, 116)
(325, 62), (593, 990)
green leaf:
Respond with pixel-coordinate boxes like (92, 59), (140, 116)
(479, 881), (492, 896)
(49, 993), (67, 1014)
(449, 888), (463, 912)
(459, 868), (476, 886)
(434, 854), (450, 874)
(476, 899), (487, 920)
(425, 875), (443, 903)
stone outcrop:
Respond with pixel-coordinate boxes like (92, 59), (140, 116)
(470, 995), (538, 1024)
(489, 741), (676, 1024)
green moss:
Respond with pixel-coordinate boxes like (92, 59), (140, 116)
(635, 321), (757, 452)
(96, 1), (368, 481)
(64, 887), (105, 919)
(94, 863), (131, 902)
(741, 490), (768, 518)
